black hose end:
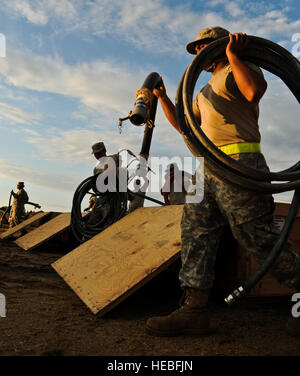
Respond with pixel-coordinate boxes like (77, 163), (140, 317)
(130, 100), (148, 126)
(130, 113), (146, 126)
(224, 286), (245, 305)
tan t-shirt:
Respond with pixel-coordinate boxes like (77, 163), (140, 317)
(192, 62), (262, 147)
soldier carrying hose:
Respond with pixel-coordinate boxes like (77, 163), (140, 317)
(145, 26), (300, 337)
(8, 181), (29, 228)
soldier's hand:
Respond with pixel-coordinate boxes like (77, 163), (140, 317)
(153, 77), (167, 99)
(10, 190), (14, 195)
(226, 33), (248, 58)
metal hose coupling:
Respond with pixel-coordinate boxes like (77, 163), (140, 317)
(224, 286), (245, 305)
(130, 87), (153, 126)
(129, 72), (161, 126)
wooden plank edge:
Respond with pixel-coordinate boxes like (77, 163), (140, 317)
(52, 251), (181, 316)
(0, 212), (51, 240)
(15, 226), (70, 251)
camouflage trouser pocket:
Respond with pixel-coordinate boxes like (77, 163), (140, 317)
(206, 153), (276, 227)
(232, 213), (280, 253)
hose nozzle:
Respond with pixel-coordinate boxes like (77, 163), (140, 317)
(130, 87), (154, 126)
(224, 286), (245, 305)
(130, 97), (149, 125)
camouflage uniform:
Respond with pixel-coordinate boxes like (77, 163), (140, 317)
(179, 152), (300, 291)
(87, 153), (120, 225)
(9, 188), (29, 228)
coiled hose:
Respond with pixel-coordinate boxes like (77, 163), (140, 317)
(71, 174), (128, 243)
(175, 35), (300, 304)
(70, 173), (165, 243)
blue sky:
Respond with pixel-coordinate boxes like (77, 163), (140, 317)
(0, 0), (299, 212)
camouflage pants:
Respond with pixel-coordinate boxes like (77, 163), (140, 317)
(8, 207), (25, 228)
(179, 153), (300, 291)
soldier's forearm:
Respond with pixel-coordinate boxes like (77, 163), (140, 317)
(158, 94), (181, 133)
(227, 52), (267, 103)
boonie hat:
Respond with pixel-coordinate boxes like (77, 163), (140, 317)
(186, 26), (230, 55)
(91, 142), (106, 154)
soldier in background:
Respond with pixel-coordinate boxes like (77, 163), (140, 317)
(9, 182), (29, 228)
(92, 142), (119, 176)
(161, 163), (193, 205)
(85, 142), (121, 230)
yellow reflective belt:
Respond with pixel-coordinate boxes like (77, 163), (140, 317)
(218, 142), (261, 155)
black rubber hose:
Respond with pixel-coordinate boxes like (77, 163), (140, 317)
(70, 174), (128, 243)
(128, 189), (165, 206)
(70, 175), (165, 242)
(176, 36), (300, 192)
(175, 35), (300, 302)
(243, 189), (300, 292)
(225, 189), (300, 304)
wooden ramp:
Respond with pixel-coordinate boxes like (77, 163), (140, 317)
(52, 205), (184, 316)
(15, 213), (71, 251)
(0, 212), (55, 240)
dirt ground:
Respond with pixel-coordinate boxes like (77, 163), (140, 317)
(0, 233), (299, 357)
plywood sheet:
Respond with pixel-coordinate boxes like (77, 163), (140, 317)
(52, 205), (184, 315)
(0, 212), (52, 240)
(15, 213), (71, 251)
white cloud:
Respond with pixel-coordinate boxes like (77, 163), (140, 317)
(25, 128), (135, 163)
(0, 158), (80, 192)
(2, 0), (77, 25)
(224, 1), (244, 17)
(22, 128), (39, 136)
(0, 50), (148, 116)
(13, 1), (48, 25)
(0, 46), (184, 163)
(0, 101), (41, 125)
(24, 124), (184, 163)
(72, 0), (300, 50)
(2, 0), (299, 54)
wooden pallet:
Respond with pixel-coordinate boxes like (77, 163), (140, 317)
(0, 212), (54, 240)
(52, 205), (184, 316)
(15, 213), (71, 251)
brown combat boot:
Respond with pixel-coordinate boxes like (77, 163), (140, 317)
(146, 288), (210, 337)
